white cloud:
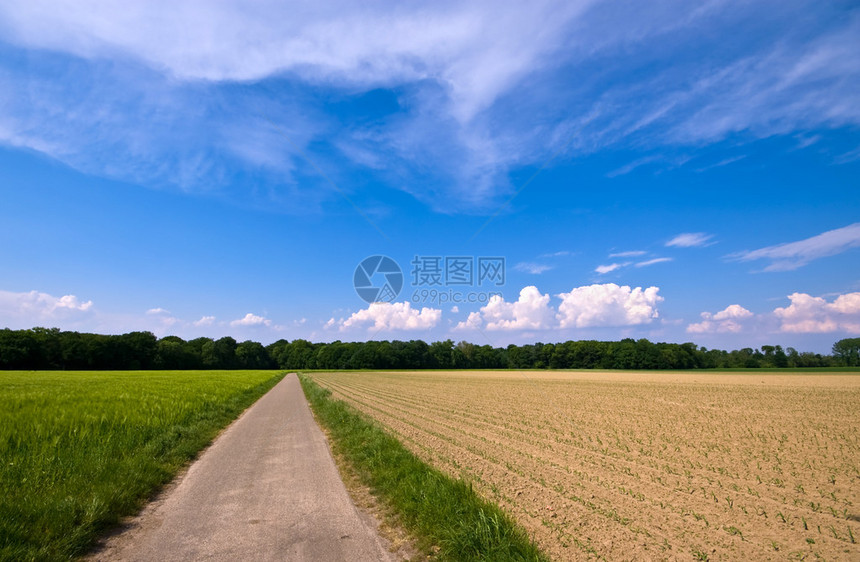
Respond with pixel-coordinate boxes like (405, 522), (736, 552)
(0, 289), (94, 326)
(230, 313), (273, 327)
(469, 286), (555, 331)
(514, 262), (553, 274)
(773, 292), (860, 333)
(450, 305), (459, 313)
(0, 1), (590, 122)
(539, 250), (571, 258)
(595, 263), (627, 274)
(713, 304), (754, 321)
(729, 222), (860, 271)
(687, 304), (753, 333)
(454, 311), (484, 331)
(606, 155), (660, 177)
(635, 257), (673, 267)
(557, 283), (662, 328)
(609, 250), (646, 258)
(339, 302), (441, 331)
(144, 307), (180, 327)
(666, 232), (714, 248)
(193, 315), (216, 327)
(0, 2), (856, 212)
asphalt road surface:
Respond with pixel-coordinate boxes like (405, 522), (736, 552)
(91, 373), (396, 561)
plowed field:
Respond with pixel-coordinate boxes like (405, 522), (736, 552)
(311, 371), (860, 561)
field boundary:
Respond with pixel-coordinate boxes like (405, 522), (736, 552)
(299, 374), (549, 561)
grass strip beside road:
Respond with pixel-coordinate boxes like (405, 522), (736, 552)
(299, 374), (548, 561)
(0, 370), (286, 562)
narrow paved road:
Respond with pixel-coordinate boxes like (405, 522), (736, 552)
(92, 373), (396, 561)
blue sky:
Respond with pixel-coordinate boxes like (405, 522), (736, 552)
(1, 0), (858, 353)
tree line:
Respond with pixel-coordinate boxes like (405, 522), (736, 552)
(1, 327), (858, 371)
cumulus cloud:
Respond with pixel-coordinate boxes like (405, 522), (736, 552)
(144, 307), (180, 327)
(687, 304), (754, 333)
(666, 232), (714, 248)
(729, 222), (860, 271)
(454, 311), (484, 331)
(457, 283), (664, 331)
(773, 292), (860, 333)
(0, 289), (94, 326)
(557, 283), (662, 328)
(338, 302), (441, 331)
(230, 313), (273, 327)
(713, 304), (754, 321)
(462, 286), (554, 331)
(193, 315), (216, 327)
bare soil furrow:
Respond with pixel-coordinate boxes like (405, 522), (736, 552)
(312, 371), (860, 561)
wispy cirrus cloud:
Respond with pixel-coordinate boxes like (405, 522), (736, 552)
(514, 262), (554, 274)
(729, 222), (860, 271)
(635, 257), (673, 268)
(595, 262), (628, 275)
(0, 2), (856, 213)
(666, 232), (714, 248)
(596, 256), (671, 274)
(609, 250), (646, 258)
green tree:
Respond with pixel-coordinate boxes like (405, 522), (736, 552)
(832, 338), (860, 366)
(236, 340), (272, 369)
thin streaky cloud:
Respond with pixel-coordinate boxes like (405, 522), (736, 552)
(609, 250), (647, 258)
(694, 155), (746, 173)
(606, 155), (660, 178)
(515, 262), (554, 274)
(539, 250), (572, 258)
(595, 263), (628, 274)
(729, 222), (860, 272)
(0, 2), (857, 213)
(635, 257), (673, 267)
(666, 232), (714, 247)
(260, 115), (390, 240)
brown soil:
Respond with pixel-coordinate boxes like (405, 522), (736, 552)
(312, 370), (860, 561)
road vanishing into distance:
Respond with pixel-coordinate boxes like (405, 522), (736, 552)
(91, 373), (396, 561)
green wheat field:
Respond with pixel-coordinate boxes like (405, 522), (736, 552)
(0, 370), (285, 562)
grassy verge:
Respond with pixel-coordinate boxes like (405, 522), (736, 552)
(0, 370), (286, 562)
(299, 374), (548, 561)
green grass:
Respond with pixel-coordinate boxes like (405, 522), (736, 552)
(299, 374), (548, 561)
(0, 370), (285, 562)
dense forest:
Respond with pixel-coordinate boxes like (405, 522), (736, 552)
(1, 327), (858, 370)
